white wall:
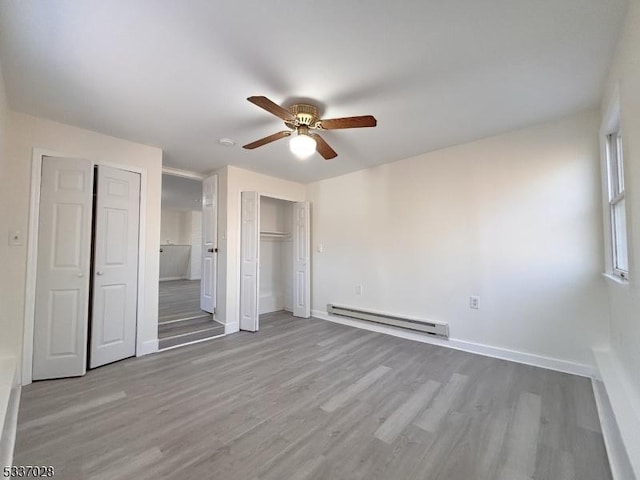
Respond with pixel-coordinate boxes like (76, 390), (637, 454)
(160, 209), (202, 280)
(599, 0), (640, 475)
(216, 166), (305, 330)
(602, 0), (640, 407)
(259, 197), (294, 314)
(160, 209), (192, 245)
(0, 57), (10, 362)
(1, 112), (162, 381)
(188, 210), (202, 280)
(308, 111), (608, 369)
(0, 57), (6, 180)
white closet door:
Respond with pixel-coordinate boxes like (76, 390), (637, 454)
(90, 165), (140, 368)
(33, 157), (94, 380)
(201, 174), (217, 313)
(239, 191), (260, 331)
(293, 201), (311, 318)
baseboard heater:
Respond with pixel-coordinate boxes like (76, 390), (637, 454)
(327, 304), (449, 338)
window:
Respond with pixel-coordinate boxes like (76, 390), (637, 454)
(605, 126), (629, 278)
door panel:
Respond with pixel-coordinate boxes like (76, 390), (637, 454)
(239, 191), (259, 331)
(201, 174), (217, 313)
(90, 165), (140, 368)
(33, 157), (94, 380)
(293, 202), (311, 318)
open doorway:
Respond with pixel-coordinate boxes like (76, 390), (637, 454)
(239, 192), (311, 332)
(159, 173), (223, 349)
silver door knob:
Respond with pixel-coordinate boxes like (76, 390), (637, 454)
(77, 273), (84, 278)
(96, 271), (104, 276)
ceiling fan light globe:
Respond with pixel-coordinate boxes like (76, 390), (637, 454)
(289, 133), (316, 159)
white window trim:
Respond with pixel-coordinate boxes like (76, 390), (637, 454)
(599, 86), (630, 283)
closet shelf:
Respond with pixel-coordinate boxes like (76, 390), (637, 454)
(260, 231), (290, 239)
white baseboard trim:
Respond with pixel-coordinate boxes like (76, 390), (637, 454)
(225, 322), (239, 334)
(592, 378), (636, 480)
(188, 276), (201, 281)
(259, 295), (285, 315)
(0, 357), (19, 468)
(593, 349), (640, 479)
(0, 387), (20, 468)
(137, 339), (159, 356)
(159, 276), (187, 282)
(311, 310), (595, 378)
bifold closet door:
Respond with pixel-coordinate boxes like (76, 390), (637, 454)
(292, 202), (311, 318)
(90, 165), (140, 369)
(33, 157), (94, 380)
(239, 191), (259, 331)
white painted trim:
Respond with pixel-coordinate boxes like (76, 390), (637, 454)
(0, 387), (20, 468)
(259, 192), (302, 203)
(593, 349), (640, 479)
(602, 272), (630, 287)
(162, 166), (205, 180)
(311, 309), (595, 378)
(599, 85), (622, 277)
(225, 322), (239, 334)
(159, 313), (211, 325)
(592, 378), (636, 480)
(158, 333), (225, 352)
(138, 339), (159, 356)
(0, 356), (19, 467)
(159, 276), (187, 282)
(23, 150), (152, 384)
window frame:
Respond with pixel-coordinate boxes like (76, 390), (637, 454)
(600, 90), (630, 282)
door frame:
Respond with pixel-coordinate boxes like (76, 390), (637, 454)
(238, 191), (310, 329)
(22, 148), (148, 385)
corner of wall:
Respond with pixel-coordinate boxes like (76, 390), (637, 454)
(593, 349), (640, 479)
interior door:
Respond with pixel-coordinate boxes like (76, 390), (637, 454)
(89, 165), (140, 368)
(33, 157), (94, 380)
(201, 174), (217, 314)
(239, 191), (260, 331)
(293, 201), (311, 318)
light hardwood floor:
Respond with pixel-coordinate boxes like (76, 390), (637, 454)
(15, 312), (611, 480)
(158, 279), (207, 322)
(158, 279), (224, 349)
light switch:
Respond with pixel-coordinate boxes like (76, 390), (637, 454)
(9, 230), (24, 246)
(317, 243), (324, 253)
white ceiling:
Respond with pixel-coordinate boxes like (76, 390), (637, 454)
(161, 174), (202, 211)
(0, 0), (628, 183)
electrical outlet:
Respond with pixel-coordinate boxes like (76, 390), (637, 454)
(469, 296), (480, 309)
(355, 285), (362, 295)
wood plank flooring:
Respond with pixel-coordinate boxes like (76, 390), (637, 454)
(15, 312), (611, 480)
(158, 279), (206, 322)
(158, 279), (223, 349)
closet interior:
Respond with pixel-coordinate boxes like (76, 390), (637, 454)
(259, 196), (294, 315)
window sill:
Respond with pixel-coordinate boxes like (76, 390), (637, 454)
(602, 273), (630, 287)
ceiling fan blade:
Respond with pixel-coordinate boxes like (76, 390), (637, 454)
(318, 115), (377, 130)
(311, 134), (338, 160)
(247, 96), (295, 122)
(243, 130), (291, 149)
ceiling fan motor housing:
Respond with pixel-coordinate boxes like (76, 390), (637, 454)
(286, 103), (319, 128)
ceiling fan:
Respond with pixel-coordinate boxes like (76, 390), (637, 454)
(242, 96), (377, 160)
